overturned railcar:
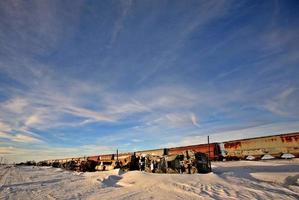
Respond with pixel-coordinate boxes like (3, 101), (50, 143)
(95, 154), (115, 171)
(94, 152), (137, 171)
(140, 150), (211, 174)
(223, 132), (299, 160)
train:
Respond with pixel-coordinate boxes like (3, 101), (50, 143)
(136, 132), (299, 160)
(221, 132), (299, 160)
(37, 132), (299, 171)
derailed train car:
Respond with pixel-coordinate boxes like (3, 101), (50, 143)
(38, 149), (211, 174)
(94, 153), (136, 171)
(133, 150), (211, 174)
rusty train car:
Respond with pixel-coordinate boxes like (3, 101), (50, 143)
(135, 148), (166, 157)
(168, 143), (222, 160)
(222, 132), (299, 160)
(135, 144), (221, 160)
(135, 132), (299, 160)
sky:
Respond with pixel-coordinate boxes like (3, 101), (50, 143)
(0, 0), (299, 163)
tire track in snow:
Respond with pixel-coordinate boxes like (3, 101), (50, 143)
(0, 166), (10, 191)
(13, 166), (46, 200)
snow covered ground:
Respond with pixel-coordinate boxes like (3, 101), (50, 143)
(0, 159), (298, 200)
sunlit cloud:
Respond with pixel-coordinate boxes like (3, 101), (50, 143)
(191, 113), (200, 128)
(264, 87), (298, 116)
(0, 131), (42, 144)
(2, 98), (28, 113)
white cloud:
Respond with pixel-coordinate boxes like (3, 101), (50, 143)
(190, 113), (200, 128)
(0, 121), (11, 132)
(264, 87), (298, 116)
(106, 99), (150, 115)
(0, 146), (15, 155)
(0, 131), (42, 144)
(0, 131), (12, 140)
(63, 105), (116, 122)
(25, 114), (42, 126)
(143, 112), (195, 129)
(110, 0), (133, 45)
(11, 134), (42, 143)
(2, 98), (28, 113)
(131, 139), (142, 143)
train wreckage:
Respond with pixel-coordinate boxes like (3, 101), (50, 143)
(36, 132), (299, 173)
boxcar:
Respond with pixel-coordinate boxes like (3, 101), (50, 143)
(87, 155), (101, 162)
(99, 154), (115, 161)
(135, 148), (166, 157)
(223, 132), (299, 159)
(168, 143), (222, 160)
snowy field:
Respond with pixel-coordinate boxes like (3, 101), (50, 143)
(0, 159), (298, 200)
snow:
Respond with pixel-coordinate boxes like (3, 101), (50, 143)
(246, 155), (255, 160)
(261, 154), (275, 160)
(281, 153), (296, 159)
(1, 159), (299, 200)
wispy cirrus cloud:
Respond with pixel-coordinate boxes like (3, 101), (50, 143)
(263, 87), (298, 116)
(137, 0), (237, 83)
(0, 0), (83, 58)
(0, 131), (42, 144)
(2, 98), (28, 113)
(110, 0), (133, 45)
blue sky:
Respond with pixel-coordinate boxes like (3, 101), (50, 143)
(0, 0), (299, 162)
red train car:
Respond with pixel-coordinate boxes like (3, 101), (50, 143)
(87, 155), (100, 162)
(168, 143), (222, 160)
(99, 154), (115, 161)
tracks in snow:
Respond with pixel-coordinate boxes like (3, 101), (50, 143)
(0, 166), (11, 190)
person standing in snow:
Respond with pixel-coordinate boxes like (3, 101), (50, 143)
(139, 156), (145, 171)
(150, 160), (154, 173)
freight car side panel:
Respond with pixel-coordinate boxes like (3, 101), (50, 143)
(117, 153), (133, 159)
(87, 156), (100, 162)
(224, 132), (299, 159)
(136, 149), (165, 156)
(168, 143), (220, 160)
(99, 154), (114, 161)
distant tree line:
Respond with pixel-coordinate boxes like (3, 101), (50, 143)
(15, 160), (36, 166)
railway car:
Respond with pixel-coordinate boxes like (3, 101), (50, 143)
(94, 154), (114, 171)
(117, 153), (133, 164)
(135, 148), (166, 157)
(168, 143), (223, 160)
(86, 155), (100, 162)
(223, 132), (299, 160)
(94, 152), (135, 171)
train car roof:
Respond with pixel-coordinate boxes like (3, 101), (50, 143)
(135, 148), (165, 153)
(221, 132), (299, 143)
